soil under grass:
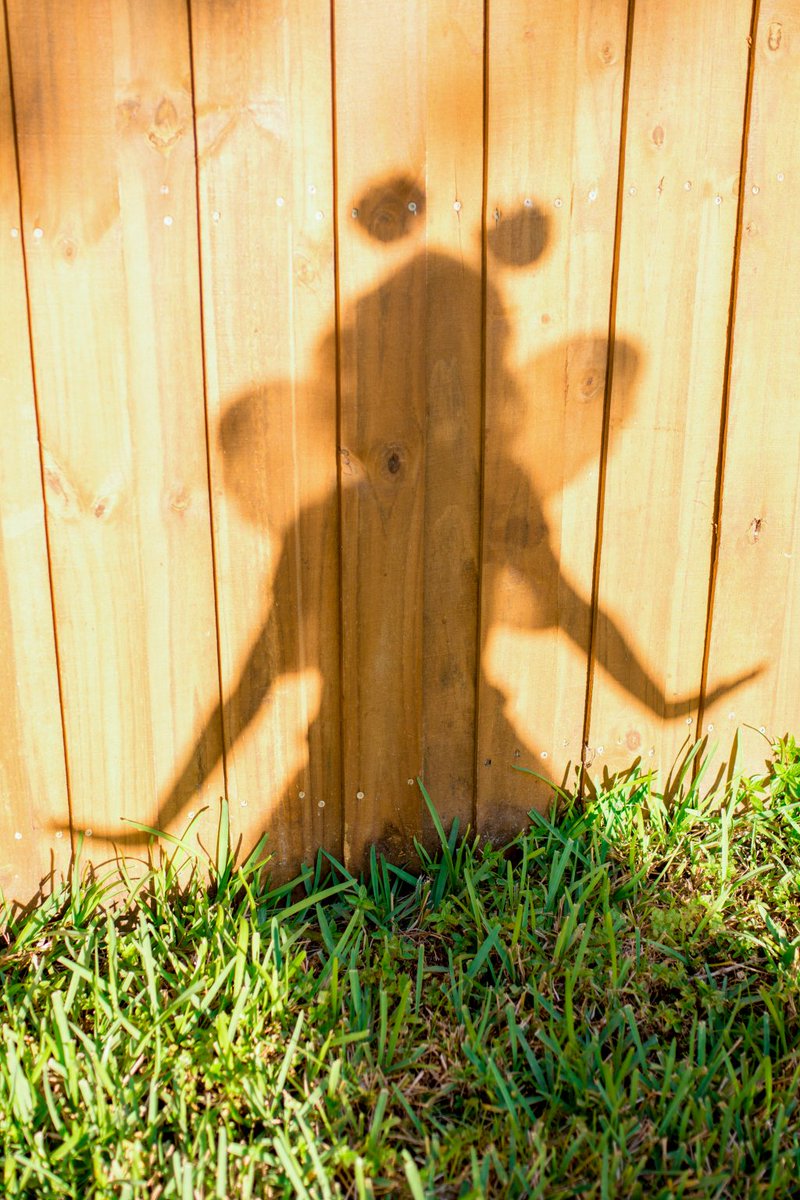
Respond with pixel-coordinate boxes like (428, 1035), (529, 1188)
(2, 736), (800, 1198)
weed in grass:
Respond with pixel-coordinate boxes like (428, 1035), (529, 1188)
(1, 737), (800, 1197)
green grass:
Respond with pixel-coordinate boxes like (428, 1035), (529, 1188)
(2, 735), (800, 1199)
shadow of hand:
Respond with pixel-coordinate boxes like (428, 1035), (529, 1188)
(664, 663), (767, 720)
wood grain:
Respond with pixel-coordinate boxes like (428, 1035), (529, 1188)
(189, 0), (341, 874)
(586, 0), (752, 784)
(7, 0), (220, 868)
(0, 10), (70, 904)
(703, 4), (800, 769)
(4, 1), (800, 898)
(335, 0), (484, 866)
(477, 0), (628, 841)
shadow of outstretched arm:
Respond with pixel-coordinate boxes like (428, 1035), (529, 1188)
(491, 461), (763, 719)
(64, 598), (290, 848)
(156, 600), (289, 832)
(548, 557), (763, 717)
(575, 582), (762, 717)
(60, 516), (309, 847)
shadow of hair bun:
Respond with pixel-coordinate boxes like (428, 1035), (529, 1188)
(353, 175), (426, 243)
(487, 202), (551, 267)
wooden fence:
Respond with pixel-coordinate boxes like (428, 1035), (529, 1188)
(2, 0), (798, 904)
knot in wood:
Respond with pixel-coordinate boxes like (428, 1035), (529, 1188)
(59, 236), (78, 262)
(580, 367), (603, 401)
(148, 97), (185, 153)
(382, 443), (405, 477)
(767, 22), (782, 52)
(598, 40), (616, 65)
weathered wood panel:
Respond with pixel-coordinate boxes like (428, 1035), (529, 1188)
(586, 0), (753, 782)
(0, 11), (70, 903)
(703, 5), (800, 768)
(335, 0), (484, 865)
(6, 0), (220, 863)
(188, 0), (340, 874)
(478, 0), (630, 839)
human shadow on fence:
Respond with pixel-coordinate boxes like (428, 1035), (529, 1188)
(92, 175), (759, 864)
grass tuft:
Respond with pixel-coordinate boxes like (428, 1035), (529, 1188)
(2, 736), (800, 1197)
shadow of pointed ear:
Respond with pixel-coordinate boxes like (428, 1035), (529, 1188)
(486, 201), (551, 267)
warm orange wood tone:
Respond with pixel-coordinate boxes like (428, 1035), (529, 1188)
(587, 0), (753, 783)
(6, 0), (220, 866)
(334, 0), (484, 864)
(703, 4), (800, 771)
(478, 0), (628, 841)
(188, 0), (341, 875)
(1, 2), (798, 905)
(0, 10), (70, 903)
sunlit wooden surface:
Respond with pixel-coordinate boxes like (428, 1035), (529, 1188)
(1, 0), (796, 904)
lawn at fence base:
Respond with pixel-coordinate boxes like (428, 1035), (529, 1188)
(2, 735), (800, 1198)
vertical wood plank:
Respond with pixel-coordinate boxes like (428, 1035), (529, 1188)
(7, 0), (221, 864)
(420, 1), (485, 840)
(335, 1), (485, 866)
(703, 5), (800, 767)
(188, 0), (340, 874)
(477, 0), (629, 839)
(0, 10), (69, 904)
(586, 0), (753, 782)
